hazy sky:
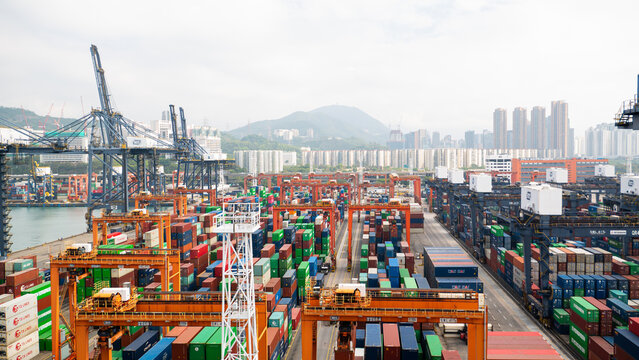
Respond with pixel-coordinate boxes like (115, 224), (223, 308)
(2, 0), (639, 137)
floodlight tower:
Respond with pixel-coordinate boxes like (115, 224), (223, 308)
(214, 202), (260, 360)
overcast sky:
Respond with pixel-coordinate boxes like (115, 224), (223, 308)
(1, 1), (638, 138)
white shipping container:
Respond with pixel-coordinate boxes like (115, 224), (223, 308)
(0, 319), (37, 345)
(435, 166), (448, 179)
(0, 296), (13, 307)
(337, 283), (366, 297)
(0, 331), (38, 358)
(621, 175), (639, 195)
(448, 169), (465, 184)
(143, 231), (159, 240)
(520, 184), (562, 215)
(546, 168), (568, 184)
(595, 164), (615, 177)
(469, 174), (492, 193)
(0, 295), (36, 319)
(5, 343), (39, 360)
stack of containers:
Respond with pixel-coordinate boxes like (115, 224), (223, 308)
(569, 297), (599, 358)
(364, 323), (382, 359)
(179, 263), (195, 291)
(583, 297), (613, 336)
(21, 281), (51, 349)
(614, 317), (639, 359)
(409, 203), (423, 229)
(398, 324), (419, 359)
(0, 294), (39, 359)
(189, 244), (209, 276)
(142, 229), (160, 248)
(171, 223), (193, 262)
(606, 296), (639, 327)
(279, 244), (293, 277)
(297, 261), (309, 301)
(423, 247), (482, 293)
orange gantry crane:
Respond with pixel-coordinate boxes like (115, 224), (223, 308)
(308, 171), (358, 186)
(316, 180), (354, 203)
(272, 203), (337, 267)
(50, 248), (181, 360)
(92, 212), (172, 249)
(134, 193), (188, 215)
(279, 179), (322, 204)
(389, 174), (422, 203)
(67, 174), (89, 202)
(356, 181), (392, 204)
(362, 172), (389, 184)
(347, 204), (411, 270)
(72, 292), (269, 360)
(301, 288), (487, 360)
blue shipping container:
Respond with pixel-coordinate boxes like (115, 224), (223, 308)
(139, 337), (174, 360)
(365, 323), (382, 360)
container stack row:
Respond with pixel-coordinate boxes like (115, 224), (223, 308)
(423, 247), (482, 293)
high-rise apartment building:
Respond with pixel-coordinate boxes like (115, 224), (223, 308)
(431, 132), (441, 148)
(493, 108), (507, 149)
(512, 107), (527, 149)
(464, 130), (475, 148)
(530, 106), (546, 150)
(551, 100), (569, 155)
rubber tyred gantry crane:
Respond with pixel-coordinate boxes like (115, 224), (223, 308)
(347, 204), (411, 271)
(272, 203), (337, 268)
(301, 288), (487, 360)
(134, 193), (187, 215)
(91, 212), (171, 249)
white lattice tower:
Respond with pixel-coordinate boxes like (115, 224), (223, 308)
(214, 202), (260, 360)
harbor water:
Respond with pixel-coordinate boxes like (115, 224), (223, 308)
(8, 207), (89, 252)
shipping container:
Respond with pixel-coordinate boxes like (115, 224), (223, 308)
(139, 337), (174, 360)
(122, 330), (160, 360)
(399, 325), (419, 360)
(382, 323), (400, 360)
(172, 327), (203, 360)
(364, 323), (382, 360)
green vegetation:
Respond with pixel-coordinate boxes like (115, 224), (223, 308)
(221, 133), (300, 154)
(0, 106), (78, 131)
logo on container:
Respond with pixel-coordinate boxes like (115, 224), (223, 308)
(629, 179), (634, 187)
(526, 191), (531, 200)
(15, 342), (21, 351)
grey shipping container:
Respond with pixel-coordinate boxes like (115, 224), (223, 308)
(123, 330), (160, 360)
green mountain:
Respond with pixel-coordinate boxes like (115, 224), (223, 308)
(0, 106), (77, 132)
(229, 105), (389, 145)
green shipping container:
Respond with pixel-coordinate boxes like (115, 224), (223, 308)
(190, 327), (218, 360)
(269, 312), (285, 328)
(569, 322), (588, 359)
(610, 290), (628, 303)
(574, 289), (584, 297)
(205, 326), (222, 360)
(553, 308), (569, 325)
(272, 229), (284, 242)
(360, 258), (368, 271)
(425, 334), (442, 360)
(361, 244), (369, 257)
(570, 297), (599, 323)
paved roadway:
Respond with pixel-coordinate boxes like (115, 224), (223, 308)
(419, 212), (573, 359)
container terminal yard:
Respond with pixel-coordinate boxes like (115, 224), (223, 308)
(3, 47), (639, 360)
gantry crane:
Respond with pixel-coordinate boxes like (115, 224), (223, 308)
(301, 288), (487, 360)
(91, 212), (172, 249)
(134, 193), (187, 215)
(347, 204), (411, 271)
(50, 248), (181, 360)
(272, 203), (338, 268)
(279, 179), (322, 204)
(389, 174), (422, 203)
(171, 187), (216, 205)
(72, 292), (268, 360)
(356, 181), (392, 204)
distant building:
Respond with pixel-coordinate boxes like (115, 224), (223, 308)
(431, 131), (442, 149)
(493, 108), (507, 149)
(273, 129), (299, 141)
(530, 106), (546, 150)
(387, 129), (403, 150)
(511, 158), (608, 184)
(465, 130), (475, 148)
(512, 107), (527, 149)
(234, 150), (296, 174)
(551, 100), (569, 156)
(485, 154), (512, 173)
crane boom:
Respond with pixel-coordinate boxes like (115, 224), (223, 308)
(179, 107), (188, 139)
(169, 105), (179, 146)
(90, 44), (112, 115)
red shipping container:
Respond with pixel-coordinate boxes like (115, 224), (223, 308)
(382, 323), (400, 360)
(266, 293), (275, 312)
(166, 327), (187, 338)
(588, 336), (613, 360)
(265, 278), (281, 294)
(180, 263), (194, 277)
(190, 244), (208, 259)
(172, 327), (203, 360)
(144, 282), (161, 291)
(630, 317), (639, 336)
(291, 307), (301, 330)
(8, 277), (42, 296)
(274, 305), (287, 314)
(6, 268), (38, 287)
(583, 297), (613, 323)
(261, 244), (276, 258)
(442, 350), (463, 360)
(267, 328), (280, 356)
(282, 279), (297, 298)
(279, 244), (293, 259)
(38, 295), (51, 312)
(214, 263), (224, 278)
